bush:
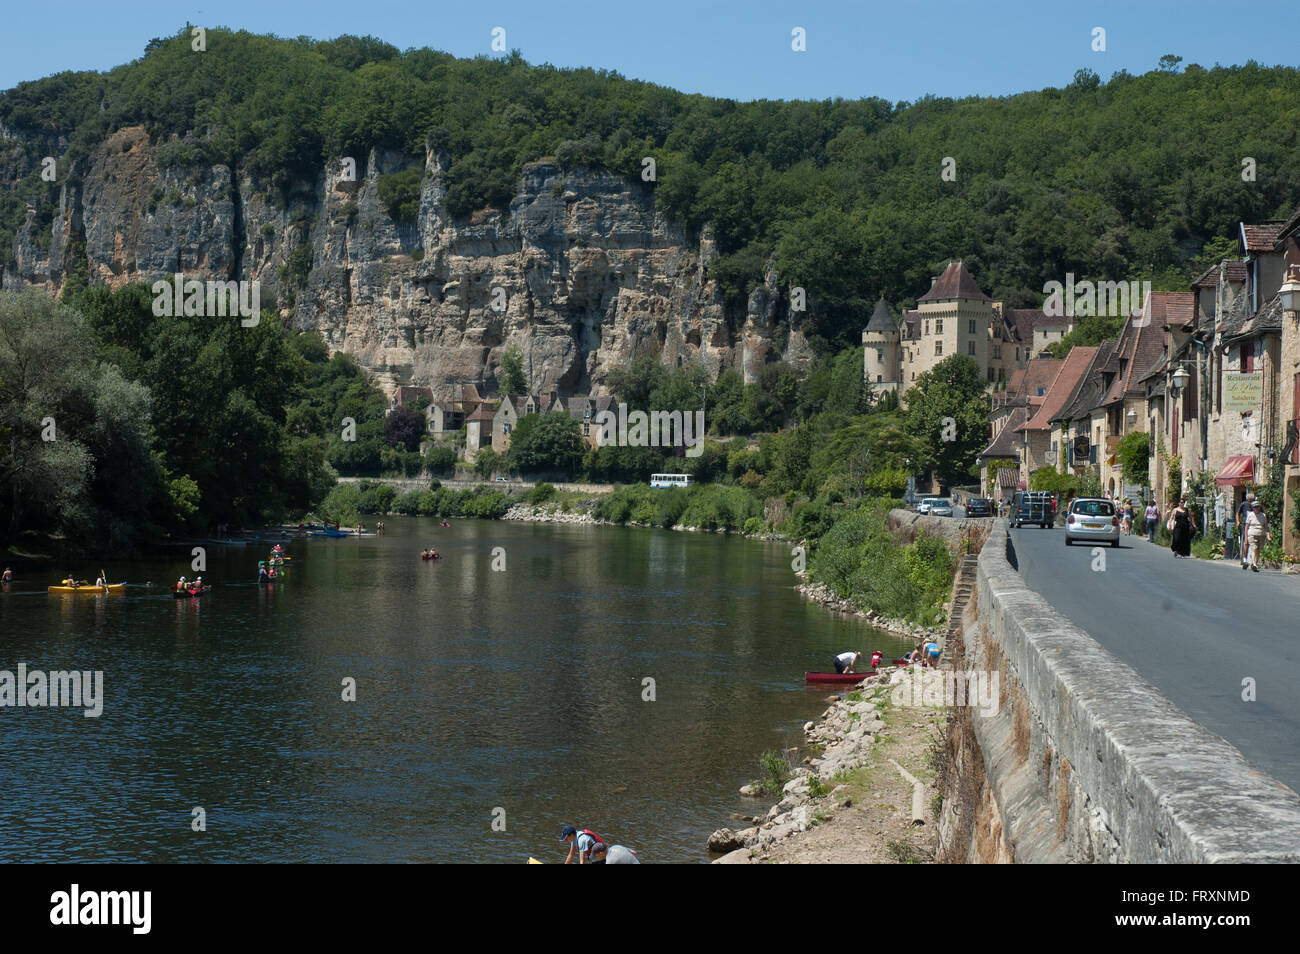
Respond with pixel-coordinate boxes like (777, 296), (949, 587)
(743, 516), (763, 535)
(527, 482), (557, 504)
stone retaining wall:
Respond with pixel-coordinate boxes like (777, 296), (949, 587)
(942, 519), (1300, 862)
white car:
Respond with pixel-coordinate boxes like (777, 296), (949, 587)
(918, 498), (938, 514)
(930, 499), (954, 517)
(1063, 498), (1120, 547)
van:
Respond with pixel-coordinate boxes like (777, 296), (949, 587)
(1011, 490), (1055, 529)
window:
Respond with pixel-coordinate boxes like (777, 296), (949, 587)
(993, 345), (1001, 358)
(935, 341), (943, 356)
(936, 319), (944, 334)
(876, 349), (883, 361)
(1242, 343), (1254, 373)
(967, 341), (976, 356)
(876, 374), (882, 383)
(924, 321), (929, 335)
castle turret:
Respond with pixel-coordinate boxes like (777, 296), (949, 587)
(862, 295), (901, 393)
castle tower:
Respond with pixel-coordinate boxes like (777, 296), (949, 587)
(862, 295), (901, 394)
(913, 260), (992, 381)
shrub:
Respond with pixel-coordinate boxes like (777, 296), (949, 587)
(743, 516), (763, 535)
(527, 482), (557, 504)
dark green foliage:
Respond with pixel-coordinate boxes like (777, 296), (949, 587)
(506, 411), (585, 476)
(499, 346), (527, 396)
(377, 166), (424, 222)
(595, 482), (760, 531)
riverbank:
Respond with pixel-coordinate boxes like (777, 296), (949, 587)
(708, 667), (947, 864)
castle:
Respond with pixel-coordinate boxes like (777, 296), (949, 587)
(863, 261), (1074, 395)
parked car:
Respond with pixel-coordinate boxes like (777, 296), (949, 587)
(1064, 498), (1120, 547)
(965, 497), (992, 517)
(918, 497), (938, 514)
(494, 476), (509, 482)
(1011, 490), (1055, 528)
(930, 498), (954, 517)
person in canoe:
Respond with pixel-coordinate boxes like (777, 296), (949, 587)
(258, 564), (269, 583)
(560, 825), (605, 865)
(833, 651), (862, 674)
(94, 573), (107, 590)
(2, 568), (12, 583)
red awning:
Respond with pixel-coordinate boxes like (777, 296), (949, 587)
(1214, 455), (1254, 486)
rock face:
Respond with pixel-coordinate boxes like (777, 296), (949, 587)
(2, 127), (810, 394)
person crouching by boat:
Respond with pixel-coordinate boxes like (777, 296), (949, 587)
(923, 640), (941, 668)
(588, 843), (640, 865)
(870, 650), (883, 670)
(560, 825), (605, 864)
(833, 651), (862, 674)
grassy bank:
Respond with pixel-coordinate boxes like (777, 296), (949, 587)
(806, 498), (954, 626)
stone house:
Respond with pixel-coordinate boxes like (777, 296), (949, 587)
(1275, 205), (1300, 554)
(464, 404), (497, 459)
(1014, 346), (1097, 487)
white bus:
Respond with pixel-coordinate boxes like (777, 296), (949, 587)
(649, 473), (694, 488)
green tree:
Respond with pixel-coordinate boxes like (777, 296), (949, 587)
(499, 347), (528, 396)
(506, 411), (585, 476)
(1117, 431), (1150, 487)
(902, 356), (991, 485)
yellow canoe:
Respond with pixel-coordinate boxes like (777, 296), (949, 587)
(48, 583), (126, 594)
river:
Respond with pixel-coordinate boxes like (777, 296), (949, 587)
(0, 517), (911, 863)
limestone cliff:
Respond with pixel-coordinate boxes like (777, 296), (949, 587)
(2, 126), (813, 395)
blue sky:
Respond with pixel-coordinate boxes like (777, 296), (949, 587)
(1, 0), (1296, 101)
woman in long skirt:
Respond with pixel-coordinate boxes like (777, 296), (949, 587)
(1170, 499), (1192, 558)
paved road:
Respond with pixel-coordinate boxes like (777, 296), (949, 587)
(1008, 523), (1300, 793)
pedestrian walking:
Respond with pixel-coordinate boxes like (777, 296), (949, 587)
(1169, 499), (1192, 558)
(1144, 500), (1159, 543)
(1244, 500), (1271, 572)
(1237, 493), (1255, 568)
(1121, 499), (1134, 535)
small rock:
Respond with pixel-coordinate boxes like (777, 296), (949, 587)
(707, 827), (743, 853)
(739, 784), (758, 797)
(713, 848), (752, 864)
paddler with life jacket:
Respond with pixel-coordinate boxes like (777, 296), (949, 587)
(258, 563), (269, 583)
(560, 825), (605, 864)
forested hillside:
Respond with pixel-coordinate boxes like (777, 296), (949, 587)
(2, 29), (1298, 351)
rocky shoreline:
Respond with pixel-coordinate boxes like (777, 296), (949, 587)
(708, 667), (945, 864)
(795, 578), (947, 645)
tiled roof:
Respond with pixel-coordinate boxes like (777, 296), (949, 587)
(1228, 291), (1284, 341)
(1192, 260), (1247, 287)
(917, 261), (991, 303)
(901, 310), (921, 341)
(1277, 202), (1300, 242)
(1018, 346), (1097, 432)
(1096, 300), (1175, 408)
(979, 406), (1027, 459)
(1020, 358), (1066, 408)
(467, 406), (495, 422)
(1053, 341), (1116, 423)
(1218, 287), (1250, 337)
(865, 296), (898, 334)
(1241, 222), (1283, 254)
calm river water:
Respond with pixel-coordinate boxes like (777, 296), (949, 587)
(0, 517), (910, 863)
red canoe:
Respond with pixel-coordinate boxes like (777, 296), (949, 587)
(805, 671), (879, 684)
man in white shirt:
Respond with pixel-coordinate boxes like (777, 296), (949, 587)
(833, 651), (861, 674)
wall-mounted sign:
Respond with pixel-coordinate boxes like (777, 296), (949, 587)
(1223, 372), (1263, 414)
